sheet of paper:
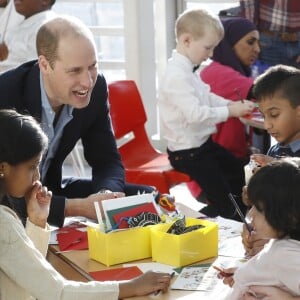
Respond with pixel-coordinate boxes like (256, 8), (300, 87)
(124, 262), (175, 274)
(101, 193), (158, 230)
(171, 257), (246, 291)
(171, 264), (218, 291)
(49, 216), (88, 245)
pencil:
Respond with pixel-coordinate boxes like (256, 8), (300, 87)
(228, 193), (252, 233)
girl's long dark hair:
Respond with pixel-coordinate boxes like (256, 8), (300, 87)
(0, 109), (48, 202)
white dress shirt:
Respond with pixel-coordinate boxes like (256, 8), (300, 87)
(0, 10), (56, 72)
(158, 50), (230, 152)
(0, 1), (24, 41)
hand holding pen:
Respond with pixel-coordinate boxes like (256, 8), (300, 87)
(154, 272), (175, 295)
(213, 265), (234, 278)
(241, 226), (270, 257)
(227, 100), (255, 118)
(213, 265), (236, 287)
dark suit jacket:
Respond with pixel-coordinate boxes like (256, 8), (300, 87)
(0, 60), (125, 226)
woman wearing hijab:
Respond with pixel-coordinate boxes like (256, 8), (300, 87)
(201, 17), (260, 159)
(187, 17), (260, 200)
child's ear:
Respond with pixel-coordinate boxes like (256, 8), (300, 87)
(182, 33), (192, 46)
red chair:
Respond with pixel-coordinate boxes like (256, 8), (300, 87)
(108, 80), (191, 194)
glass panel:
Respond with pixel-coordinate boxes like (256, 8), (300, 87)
(94, 36), (124, 61)
(102, 69), (126, 83)
(186, 2), (238, 15)
(53, 1), (123, 27)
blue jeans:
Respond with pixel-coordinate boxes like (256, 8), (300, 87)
(259, 33), (300, 67)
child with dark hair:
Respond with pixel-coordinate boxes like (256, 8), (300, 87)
(253, 64), (300, 159)
(242, 65), (300, 257)
(219, 158), (300, 299)
(0, 109), (171, 300)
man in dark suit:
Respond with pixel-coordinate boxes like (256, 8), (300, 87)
(0, 15), (154, 227)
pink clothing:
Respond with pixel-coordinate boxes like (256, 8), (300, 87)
(225, 238), (300, 299)
(201, 61), (254, 159)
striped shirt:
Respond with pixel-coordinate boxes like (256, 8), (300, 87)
(240, 0), (300, 32)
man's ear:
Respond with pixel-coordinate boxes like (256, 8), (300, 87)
(38, 55), (51, 74)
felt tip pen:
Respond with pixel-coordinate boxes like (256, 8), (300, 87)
(154, 272), (175, 295)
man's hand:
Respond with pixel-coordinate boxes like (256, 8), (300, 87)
(65, 191), (125, 220)
(25, 181), (52, 228)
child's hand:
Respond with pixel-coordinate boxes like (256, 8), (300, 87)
(216, 267), (236, 287)
(241, 226), (269, 257)
(228, 100), (255, 118)
(250, 154), (274, 167)
(119, 271), (172, 298)
(242, 185), (251, 206)
(25, 181), (52, 228)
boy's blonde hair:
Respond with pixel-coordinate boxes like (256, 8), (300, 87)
(175, 8), (224, 41)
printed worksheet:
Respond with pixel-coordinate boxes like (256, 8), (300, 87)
(171, 257), (246, 291)
(171, 264), (218, 291)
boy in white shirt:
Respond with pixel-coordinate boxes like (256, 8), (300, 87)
(158, 8), (255, 219)
(0, 0), (56, 71)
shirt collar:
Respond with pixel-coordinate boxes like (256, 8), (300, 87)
(171, 50), (199, 72)
(278, 139), (300, 154)
(40, 72), (74, 119)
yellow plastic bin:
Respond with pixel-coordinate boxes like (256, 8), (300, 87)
(87, 225), (151, 266)
(150, 218), (218, 267)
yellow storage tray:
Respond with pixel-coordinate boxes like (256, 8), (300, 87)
(150, 218), (218, 267)
(87, 225), (151, 266)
